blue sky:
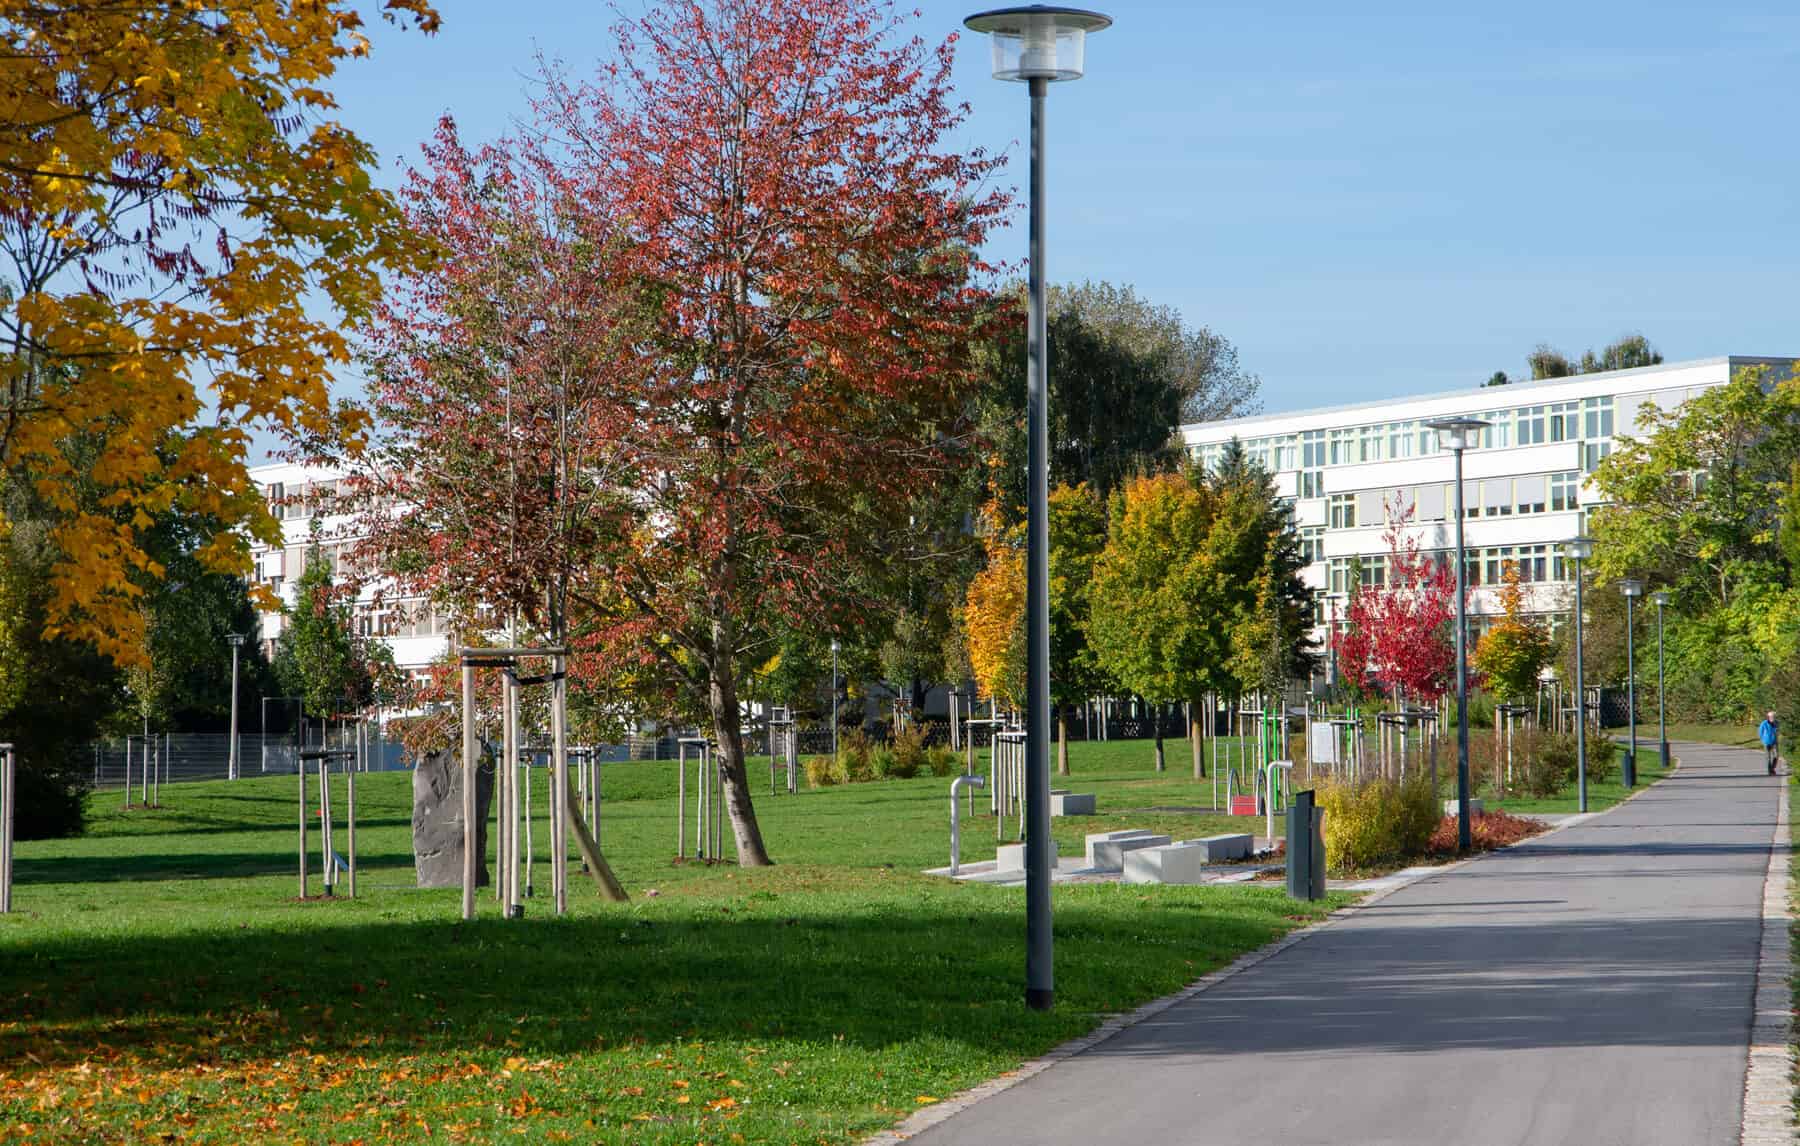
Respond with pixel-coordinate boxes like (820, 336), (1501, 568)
(333, 0), (1800, 416)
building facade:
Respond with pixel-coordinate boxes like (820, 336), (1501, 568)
(245, 460), (451, 672)
(1179, 355), (1793, 656)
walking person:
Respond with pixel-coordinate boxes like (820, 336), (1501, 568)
(1759, 710), (1780, 776)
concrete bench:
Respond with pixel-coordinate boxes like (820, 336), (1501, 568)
(1123, 841), (1213, 885)
(1180, 833), (1253, 863)
(995, 840), (1060, 872)
(1443, 798), (1485, 817)
(1050, 790), (1097, 816)
(1088, 832), (1172, 872)
(1083, 829), (1155, 868)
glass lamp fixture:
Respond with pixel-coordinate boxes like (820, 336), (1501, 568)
(1424, 416), (1491, 451)
(1620, 579), (1644, 598)
(1652, 590), (1670, 607)
(964, 6), (1111, 82)
(1564, 536), (1594, 561)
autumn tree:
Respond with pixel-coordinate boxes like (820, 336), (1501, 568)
(273, 548), (360, 722)
(1473, 562), (1553, 702)
(964, 506), (1026, 712)
(1330, 503), (1456, 706)
(513, 0), (1004, 865)
(0, 2), (438, 664)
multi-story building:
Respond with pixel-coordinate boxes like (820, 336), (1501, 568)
(245, 460), (451, 672)
(1179, 355), (1793, 658)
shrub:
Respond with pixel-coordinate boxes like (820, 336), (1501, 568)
(1425, 809), (1548, 856)
(803, 754), (840, 788)
(868, 746), (901, 779)
(1514, 729), (1615, 797)
(886, 724), (928, 779)
(925, 745), (961, 777)
(1317, 774), (1439, 875)
(836, 729), (877, 783)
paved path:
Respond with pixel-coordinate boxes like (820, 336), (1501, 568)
(907, 741), (1784, 1146)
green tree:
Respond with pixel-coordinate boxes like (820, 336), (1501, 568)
(1088, 473), (1220, 773)
(1485, 370), (1511, 387)
(1049, 482), (1109, 775)
(1528, 334), (1662, 381)
(273, 546), (362, 721)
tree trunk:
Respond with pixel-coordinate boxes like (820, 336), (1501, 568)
(1190, 698), (1206, 780)
(1057, 706), (1069, 776)
(1153, 709), (1166, 772)
(706, 623), (774, 867)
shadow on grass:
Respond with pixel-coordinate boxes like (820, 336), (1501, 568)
(13, 849), (424, 883)
(0, 883), (1308, 1072)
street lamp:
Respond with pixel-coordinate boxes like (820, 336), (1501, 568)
(964, 3), (1111, 1014)
(1564, 537), (1594, 812)
(1653, 590), (1670, 769)
(1619, 579), (1643, 787)
(227, 633), (246, 782)
(1425, 416), (1489, 853)
(830, 639), (841, 758)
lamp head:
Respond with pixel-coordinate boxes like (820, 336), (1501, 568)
(1563, 536), (1594, 561)
(830, 639), (840, 653)
(1620, 578), (1644, 598)
(227, 633), (246, 647)
(1424, 416), (1491, 452)
(964, 6), (1111, 82)
(1652, 590), (1670, 607)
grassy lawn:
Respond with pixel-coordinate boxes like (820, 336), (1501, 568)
(1484, 740), (1675, 816)
(0, 738), (1346, 1144)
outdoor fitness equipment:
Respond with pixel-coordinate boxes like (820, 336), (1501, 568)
(297, 747), (356, 899)
(768, 708), (798, 795)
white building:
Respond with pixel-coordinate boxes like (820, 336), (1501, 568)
(1179, 355), (1794, 647)
(246, 460), (451, 672)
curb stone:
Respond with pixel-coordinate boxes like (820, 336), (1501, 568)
(1739, 767), (1794, 1145)
(863, 756), (1683, 1144)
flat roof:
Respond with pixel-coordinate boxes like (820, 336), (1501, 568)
(1180, 354), (1796, 438)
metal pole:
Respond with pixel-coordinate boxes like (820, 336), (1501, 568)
(1624, 593), (1637, 787)
(460, 663), (477, 920)
(552, 655), (569, 915)
(346, 762), (356, 899)
(1023, 74), (1053, 1013)
(1574, 561), (1589, 813)
(1453, 445), (1471, 851)
(1657, 599), (1669, 769)
(831, 642), (840, 758)
(503, 673), (521, 917)
(298, 748), (308, 899)
(1, 744), (13, 913)
(677, 740), (686, 858)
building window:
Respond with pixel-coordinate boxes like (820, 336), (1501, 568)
(1516, 545), (1548, 583)
(1300, 526), (1325, 564)
(1550, 401), (1579, 441)
(1582, 441), (1612, 473)
(1328, 494), (1357, 529)
(1358, 424), (1385, 463)
(1360, 554), (1387, 588)
(1515, 474), (1548, 515)
(1550, 471), (1579, 512)
(1328, 428), (1354, 466)
(1482, 478), (1513, 517)
(1479, 413), (1512, 450)
(1328, 557), (1354, 595)
(1517, 405), (1546, 446)
(1583, 396), (1615, 440)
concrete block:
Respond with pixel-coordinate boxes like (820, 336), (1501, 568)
(1090, 833), (1173, 872)
(995, 840), (1059, 872)
(1051, 790), (1097, 816)
(1123, 842), (1213, 885)
(1443, 798), (1485, 817)
(1083, 829), (1156, 869)
(1177, 833), (1253, 862)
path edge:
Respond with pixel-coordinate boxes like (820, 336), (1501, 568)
(864, 756), (1683, 1145)
(1740, 768), (1794, 1145)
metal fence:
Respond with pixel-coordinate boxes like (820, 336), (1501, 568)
(88, 731), (409, 789)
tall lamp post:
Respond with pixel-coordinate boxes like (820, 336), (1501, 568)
(1653, 590), (1670, 769)
(1425, 417), (1489, 852)
(830, 639), (841, 758)
(227, 634), (245, 781)
(964, 4), (1111, 1012)
(1619, 579), (1643, 787)
(1564, 537), (1594, 812)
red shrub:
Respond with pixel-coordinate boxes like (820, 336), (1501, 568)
(1425, 810), (1548, 857)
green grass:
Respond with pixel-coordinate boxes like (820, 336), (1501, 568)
(0, 738), (1345, 1144)
(1484, 739), (1675, 816)
(1622, 722), (1760, 749)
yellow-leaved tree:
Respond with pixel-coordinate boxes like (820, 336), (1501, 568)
(964, 501), (1025, 711)
(0, 1), (439, 664)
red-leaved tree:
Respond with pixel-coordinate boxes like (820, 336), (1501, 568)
(362, 0), (1006, 866)
(1331, 500), (1459, 705)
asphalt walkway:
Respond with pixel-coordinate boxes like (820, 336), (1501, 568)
(906, 741), (1783, 1146)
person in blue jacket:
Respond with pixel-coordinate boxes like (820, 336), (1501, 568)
(1759, 711), (1779, 776)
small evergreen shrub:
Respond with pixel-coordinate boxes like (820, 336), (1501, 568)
(885, 724), (928, 779)
(803, 754), (840, 788)
(925, 745), (960, 777)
